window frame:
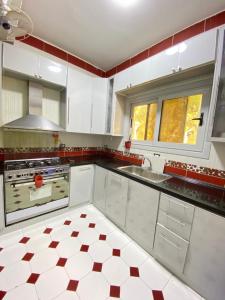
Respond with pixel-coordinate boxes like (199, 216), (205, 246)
(126, 75), (213, 158)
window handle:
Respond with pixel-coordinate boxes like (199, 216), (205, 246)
(192, 112), (204, 127)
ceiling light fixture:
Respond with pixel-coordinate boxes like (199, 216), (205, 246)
(113, 0), (138, 8)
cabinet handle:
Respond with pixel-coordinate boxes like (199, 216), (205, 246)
(170, 199), (190, 209)
(177, 66), (182, 72)
(34, 73), (38, 78)
(160, 234), (180, 249)
(172, 67), (176, 73)
(67, 97), (70, 125)
(165, 213), (186, 227)
(79, 167), (91, 172)
(39, 75), (42, 79)
(104, 175), (107, 188)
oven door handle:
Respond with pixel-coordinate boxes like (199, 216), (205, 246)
(13, 176), (65, 187)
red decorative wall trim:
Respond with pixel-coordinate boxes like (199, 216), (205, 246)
(164, 160), (225, 188)
(105, 9), (225, 77)
(18, 10), (225, 78)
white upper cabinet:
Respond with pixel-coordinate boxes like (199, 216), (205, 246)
(178, 29), (217, 71)
(67, 66), (93, 133)
(3, 42), (39, 78)
(113, 29), (218, 93)
(91, 77), (108, 134)
(3, 42), (67, 86)
(38, 55), (67, 86)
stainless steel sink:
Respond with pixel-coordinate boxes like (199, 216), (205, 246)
(118, 165), (171, 183)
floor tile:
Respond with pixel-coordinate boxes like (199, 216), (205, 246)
(26, 234), (52, 253)
(0, 230), (23, 248)
(89, 240), (112, 262)
(121, 277), (154, 300)
(57, 237), (81, 258)
(77, 272), (109, 300)
(78, 228), (99, 245)
(163, 277), (203, 300)
(106, 230), (130, 249)
(0, 243), (26, 267)
(103, 256), (129, 285)
(121, 242), (148, 266)
(35, 266), (68, 300)
(1, 261), (31, 291)
(95, 218), (117, 235)
(4, 283), (38, 300)
(54, 290), (79, 300)
(140, 257), (171, 290)
(51, 226), (72, 242)
(65, 252), (93, 280)
(30, 247), (59, 274)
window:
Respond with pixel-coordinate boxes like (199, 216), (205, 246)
(131, 103), (157, 141)
(128, 76), (212, 157)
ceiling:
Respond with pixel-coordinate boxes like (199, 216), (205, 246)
(22, 0), (225, 71)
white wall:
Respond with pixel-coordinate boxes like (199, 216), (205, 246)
(104, 136), (225, 170)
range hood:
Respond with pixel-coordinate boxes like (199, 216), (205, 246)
(3, 81), (64, 132)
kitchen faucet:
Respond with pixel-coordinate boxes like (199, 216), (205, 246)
(144, 157), (152, 170)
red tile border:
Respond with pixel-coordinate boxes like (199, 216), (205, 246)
(27, 273), (40, 284)
(22, 252), (34, 262)
(49, 241), (59, 249)
(105, 67), (117, 78)
(67, 280), (79, 292)
(116, 59), (131, 73)
(64, 220), (72, 226)
(110, 285), (120, 298)
(0, 291), (6, 300)
(80, 244), (89, 252)
(130, 267), (140, 277)
(112, 249), (121, 257)
(99, 234), (107, 241)
(43, 228), (53, 234)
(149, 37), (173, 57)
(57, 258), (67, 267)
(164, 165), (187, 177)
(71, 231), (79, 238)
(20, 35), (44, 50)
(44, 43), (68, 61)
(186, 171), (225, 187)
(92, 262), (103, 272)
(152, 290), (165, 300)
(19, 237), (30, 244)
(130, 49), (149, 66)
(173, 21), (205, 45)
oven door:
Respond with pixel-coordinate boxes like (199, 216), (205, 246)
(5, 174), (69, 225)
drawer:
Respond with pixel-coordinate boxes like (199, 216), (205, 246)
(154, 224), (189, 274)
(160, 193), (195, 225)
(158, 210), (192, 241)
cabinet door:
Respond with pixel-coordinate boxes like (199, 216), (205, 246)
(154, 224), (189, 274)
(91, 78), (108, 134)
(39, 55), (67, 86)
(148, 49), (179, 81)
(105, 171), (128, 229)
(126, 180), (159, 252)
(3, 42), (39, 77)
(129, 58), (151, 87)
(0, 176), (4, 231)
(93, 166), (107, 212)
(184, 208), (225, 300)
(69, 165), (94, 207)
(113, 68), (131, 93)
(179, 29), (217, 71)
(67, 66), (93, 133)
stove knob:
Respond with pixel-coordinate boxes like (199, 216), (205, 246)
(16, 174), (21, 178)
(40, 171), (44, 175)
(30, 173), (33, 176)
(8, 175), (12, 179)
(44, 171), (48, 174)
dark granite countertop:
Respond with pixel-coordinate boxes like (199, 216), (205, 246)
(64, 156), (225, 218)
(1, 156), (225, 218)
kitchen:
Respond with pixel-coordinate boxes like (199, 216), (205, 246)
(0, 0), (225, 299)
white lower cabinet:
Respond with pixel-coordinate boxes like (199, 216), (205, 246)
(183, 208), (225, 300)
(105, 171), (128, 229)
(93, 166), (107, 212)
(125, 180), (159, 252)
(0, 175), (4, 231)
(69, 165), (94, 207)
(154, 224), (189, 274)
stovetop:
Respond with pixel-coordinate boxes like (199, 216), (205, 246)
(4, 157), (61, 171)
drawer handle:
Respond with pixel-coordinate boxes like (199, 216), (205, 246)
(79, 167), (91, 172)
(160, 234), (180, 250)
(165, 213), (186, 227)
(170, 199), (190, 209)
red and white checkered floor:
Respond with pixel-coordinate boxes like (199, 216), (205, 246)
(0, 205), (204, 300)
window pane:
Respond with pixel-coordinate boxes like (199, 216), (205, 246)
(131, 105), (147, 140)
(159, 94), (203, 144)
(146, 103), (157, 141)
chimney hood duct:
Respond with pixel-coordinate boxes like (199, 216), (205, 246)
(3, 81), (65, 132)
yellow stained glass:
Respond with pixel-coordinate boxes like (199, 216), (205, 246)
(131, 104), (147, 140)
(146, 103), (157, 141)
(159, 94), (203, 144)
